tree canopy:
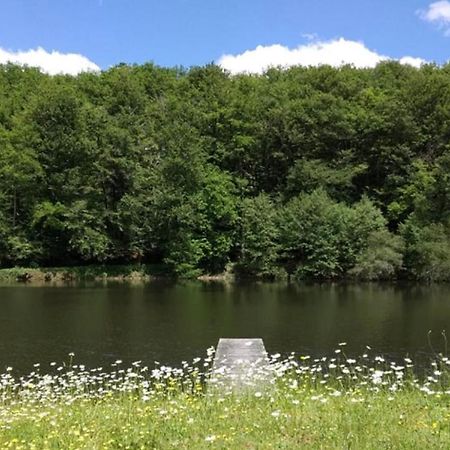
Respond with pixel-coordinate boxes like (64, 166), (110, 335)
(1, 61), (450, 280)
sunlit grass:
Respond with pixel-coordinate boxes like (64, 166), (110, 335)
(0, 264), (170, 283)
(1, 347), (449, 449)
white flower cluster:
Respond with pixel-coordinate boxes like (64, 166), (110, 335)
(0, 347), (448, 427)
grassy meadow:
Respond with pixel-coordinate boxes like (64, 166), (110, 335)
(0, 348), (449, 449)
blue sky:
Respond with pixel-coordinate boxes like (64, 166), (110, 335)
(0, 0), (449, 74)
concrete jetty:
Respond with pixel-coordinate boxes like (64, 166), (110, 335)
(211, 338), (270, 391)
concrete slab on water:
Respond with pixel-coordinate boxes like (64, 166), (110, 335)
(211, 338), (270, 391)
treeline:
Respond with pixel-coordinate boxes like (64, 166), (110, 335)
(1, 61), (450, 280)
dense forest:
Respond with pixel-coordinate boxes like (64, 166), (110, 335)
(1, 61), (450, 280)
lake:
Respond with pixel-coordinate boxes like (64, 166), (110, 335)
(0, 281), (449, 372)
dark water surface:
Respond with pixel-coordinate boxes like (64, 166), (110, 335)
(0, 281), (449, 372)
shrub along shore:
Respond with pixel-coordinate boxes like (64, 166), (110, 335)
(0, 264), (236, 283)
(0, 349), (449, 449)
(0, 265), (159, 283)
(0, 262), (449, 284)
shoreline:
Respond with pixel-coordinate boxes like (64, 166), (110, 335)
(0, 265), (236, 284)
(0, 266), (156, 284)
(0, 265), (447, 285)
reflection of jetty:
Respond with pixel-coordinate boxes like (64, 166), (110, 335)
(211, 338), (270, 390)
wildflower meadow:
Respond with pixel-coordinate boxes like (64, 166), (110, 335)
(0, 345), (449, 449)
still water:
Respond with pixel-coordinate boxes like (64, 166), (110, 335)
(0, 281), (449, 372)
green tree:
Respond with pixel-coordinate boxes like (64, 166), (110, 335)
(278, 189), (346, 279)
(235, 194), (280, 279)
(401, 220), (450, 281)
(286, 157), (366, 201)
(0, 128), (42, 230)
(349, 230), (404, 280)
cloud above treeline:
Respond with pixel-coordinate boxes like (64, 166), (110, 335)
(419, 1), (450, 35)
(0, 47), (100, 75)
(217, 38), (427, 74)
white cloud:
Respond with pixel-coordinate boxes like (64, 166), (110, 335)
(398, 56), (428, 68)
(301, 33), (319, 42)
(218, 38), (427, 74)
(0, 47), (100, 75)
(419, 1), (450, 34)
(420, 1), (450, 23)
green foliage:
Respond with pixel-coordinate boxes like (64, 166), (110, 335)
(286, 158), (366, 201)
(401, 220), (450, 281)
(418, 152), (450, 224)
(32, 201), (70, 263)
(197, 169), (238, 273)
(349, 230), (404, 280)
(31, 201), (110, 263)
(65, 201), (111, 262)
(4, 235), (38, 265)
(235, 194), (280, 279)
(387, 159), (435, 223)
(160, 168), (238, 278)
(278, 190), (350, 279)
(278, 191), (389, 279)
(163, 236), (205, 278)
(342, 196), (388, 272)
(0, 127), (43, 231)
(1, 61), (450, 279)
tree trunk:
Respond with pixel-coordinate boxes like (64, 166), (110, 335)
(12, 187), (17, 229)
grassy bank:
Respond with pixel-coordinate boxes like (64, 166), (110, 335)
(0, 264), (172, 283)
(2, 387), (449, 449)
(1, 349), (449, 449)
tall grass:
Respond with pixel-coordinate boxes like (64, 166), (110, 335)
(0, 347), (449, 449)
